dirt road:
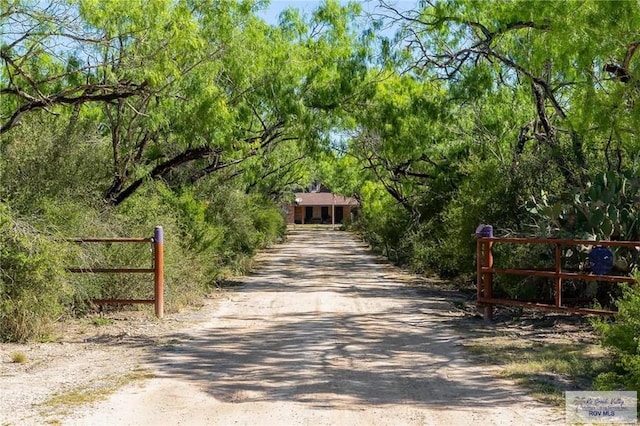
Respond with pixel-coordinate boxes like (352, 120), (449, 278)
(58, 229), (562, 425)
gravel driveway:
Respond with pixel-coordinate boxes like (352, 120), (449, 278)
(3, 229), (564, 425)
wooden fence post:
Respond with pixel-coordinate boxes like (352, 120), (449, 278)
(154, 226), (164, 319)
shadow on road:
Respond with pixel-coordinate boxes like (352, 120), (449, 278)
(145, 229), (553, 414)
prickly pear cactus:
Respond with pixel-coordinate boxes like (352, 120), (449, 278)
(527, 171), (640, 241)
(574, 171), (639, 241)
(527, 171), (640, 273)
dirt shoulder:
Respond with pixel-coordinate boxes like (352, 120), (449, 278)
(1, 229), (599, 425)
(0, 294), (224, 425)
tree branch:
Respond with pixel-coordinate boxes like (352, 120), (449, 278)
(108, 146), (212, 205)
(0, 81), (148, 134)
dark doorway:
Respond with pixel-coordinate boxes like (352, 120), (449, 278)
(321, 206), (329, 222)
(305, 206), (313, 223)
(335, 206), (344, 223)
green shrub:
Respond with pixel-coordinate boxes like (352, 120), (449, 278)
(0, 113), (289, 337)
(354, 181), (413, 263)
(157, 186), (225, 256)
(115, 182), (287, 306)
(115, 183), (209, 311)
(249, 195), (287, 247)
(0, 113), (110, 213)
(436, 158), (528, 276)
(592, 275), (640, 392)
(0, 203), (72, 342)
(204, 187), (286, 271)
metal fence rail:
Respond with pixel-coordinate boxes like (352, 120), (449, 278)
(66, 226), (164, 318)
(476, 236), (639, 321)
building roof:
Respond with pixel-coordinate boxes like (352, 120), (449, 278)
(293, 192), (358, 206)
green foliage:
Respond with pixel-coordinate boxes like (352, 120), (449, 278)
(354, 181), (409, 262)
(205, 187), (285, 267)
(3, 0), (368, 206)
(435, 158), (524, 276)
(527, 170), (640, 277)
(593, 277), (640, 391)
(249, 196), (287, 247)
(344, 0), (640, 296)
(527, 171), (640, 241)
(0, 111), (290, 338)
(0, 112), (110, 212)
(91, 316), (114, 326)
(112, 183), (208, 310)
(6, 0), (640, 356)
(157, 186), (224, 256)
(1, 0), (343, 341)
(0, 203), (72, 342)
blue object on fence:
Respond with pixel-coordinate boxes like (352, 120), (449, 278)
(154, 226), (163, 244)
(475, 224), (493, 238)
(589, 246), (614, 275)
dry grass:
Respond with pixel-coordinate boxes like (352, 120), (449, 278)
(455, 310), (613, 406)
(463, 336), (610, 404)
(10, 351), (27, 363)
(41, 369), (155, 417)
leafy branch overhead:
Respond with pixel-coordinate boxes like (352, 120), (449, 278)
(1, 0), (369, 205)
(383, 2), (638, 173)
(0, 1), (151, 134)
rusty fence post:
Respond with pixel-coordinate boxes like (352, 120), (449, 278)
(154, 226), (164, 318)
(482, 239), (494, 322)
(476, 238), (482, 303)
(555, 242), (562, 308)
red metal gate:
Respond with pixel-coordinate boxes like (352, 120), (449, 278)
(476, 236), (638, 321)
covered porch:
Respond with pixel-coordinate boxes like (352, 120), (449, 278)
(286, 192), (357, 226)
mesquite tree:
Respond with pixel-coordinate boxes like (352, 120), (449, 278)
(1, 0), (370, 205)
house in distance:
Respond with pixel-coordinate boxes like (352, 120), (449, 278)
(286, 187), (358, 226)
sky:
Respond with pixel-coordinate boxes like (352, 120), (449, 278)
(258, 1), (322, 24)
(258, 0), (417, 26)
